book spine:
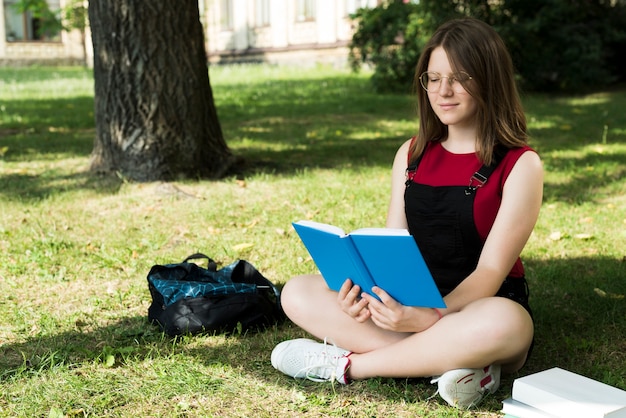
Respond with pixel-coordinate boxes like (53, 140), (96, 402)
(344, 236), (377, 296)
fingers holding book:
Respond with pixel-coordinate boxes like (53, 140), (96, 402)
(363, 287), (440, 333)
(338, 279), (372, 323)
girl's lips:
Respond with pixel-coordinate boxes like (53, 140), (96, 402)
(439, 103), (458, 110)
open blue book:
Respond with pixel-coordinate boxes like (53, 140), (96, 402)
(292, 220), (445, 308)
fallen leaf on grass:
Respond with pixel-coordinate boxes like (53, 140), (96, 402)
(305, 211), (320, 220)
(594, 288), (625, 299)
(232, 243), (254, 251)
(549, 231), (564, 241)
(207, 226), (221, 235)
(574, 233), (594, 240)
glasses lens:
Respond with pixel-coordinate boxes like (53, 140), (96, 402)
(452, 72), (471, 92)
(420, 72), (471, 93)
(420, 72), (438, 92)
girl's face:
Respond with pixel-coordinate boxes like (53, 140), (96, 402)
(426, 47), (478, 131)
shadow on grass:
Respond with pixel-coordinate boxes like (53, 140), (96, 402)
(522, 256), (625, 389)
(0, 169), (124, 201)
(541, 148), (626, 204)
(0, 315), (279, 380)
(1, 257), (623, 397)
(0, 93), (90, 140)
(1, 74), (625, 206)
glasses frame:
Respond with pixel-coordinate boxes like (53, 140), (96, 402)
(419, 71), (473, 93)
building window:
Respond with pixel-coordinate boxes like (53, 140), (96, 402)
(254, 0), (270, 27)
(220, 0), (234, 31)
(3, 0), (61, 42)
(295, 0), (315, 22)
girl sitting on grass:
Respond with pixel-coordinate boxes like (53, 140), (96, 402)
(271, 17), (543, 410)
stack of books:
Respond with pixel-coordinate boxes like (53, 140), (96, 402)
(502, 367), (626, 418)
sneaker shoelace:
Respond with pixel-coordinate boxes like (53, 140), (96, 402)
(296, 337), (347, 382)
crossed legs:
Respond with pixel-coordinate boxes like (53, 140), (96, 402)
(280, 273), (534, 380)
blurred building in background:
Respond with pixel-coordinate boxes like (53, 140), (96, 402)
(0, 0), (381, 67)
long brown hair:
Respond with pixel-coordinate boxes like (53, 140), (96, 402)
(409, 18), (528, 166)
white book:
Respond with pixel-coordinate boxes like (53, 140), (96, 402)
(512, 367), (626, 418)
(502, 397), (559, 418)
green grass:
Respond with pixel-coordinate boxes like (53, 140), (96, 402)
(0, 65), (624, 417)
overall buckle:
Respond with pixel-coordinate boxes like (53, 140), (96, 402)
(465, 172), (488, 195)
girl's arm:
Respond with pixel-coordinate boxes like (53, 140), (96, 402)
(386, 139), (412, 229)
(441, 150), (544, 314)
(371, 143), (542, 331)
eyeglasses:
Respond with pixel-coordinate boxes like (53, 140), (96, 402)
(419, 71), (473, 93)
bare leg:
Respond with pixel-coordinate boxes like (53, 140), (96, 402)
(348, 297), (533, 379)
(281, 274), (534, 379)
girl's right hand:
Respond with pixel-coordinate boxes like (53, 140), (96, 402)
(337, 279), (372, 323)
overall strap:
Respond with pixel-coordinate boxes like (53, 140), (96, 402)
(405, 141), (509, 193)
(405, 137), (423, 187)
(464, 147), (508, 195)
(405, 152), (424, 187)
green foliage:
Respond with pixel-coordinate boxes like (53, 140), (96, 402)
(11, 0), (87, 37)
(350, 0), (626, 93)
(62, 0), (88, 32)
(494, 0), (626, 92)
(349, 2), (430, 93)
(11, 0), (62, 39)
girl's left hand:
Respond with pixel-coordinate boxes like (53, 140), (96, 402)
(362, 287), (440, 332)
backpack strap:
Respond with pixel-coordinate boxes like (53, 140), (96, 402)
(183, 253), (218, 271)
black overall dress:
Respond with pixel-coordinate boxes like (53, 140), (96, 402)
(404, 149), (532, 315)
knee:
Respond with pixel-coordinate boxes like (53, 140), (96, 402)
(280, 274), (326, 319)
(499, 298), (534, 341)
(486, 298), (534, 371)
(468, 298), (534, 348)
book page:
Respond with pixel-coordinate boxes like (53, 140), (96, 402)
(293, 220), (346, 237)
(293, 221), (409, 237)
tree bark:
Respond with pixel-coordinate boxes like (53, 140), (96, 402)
(88, 0), (233, 181)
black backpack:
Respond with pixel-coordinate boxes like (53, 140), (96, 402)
(147, 253), (285, 336)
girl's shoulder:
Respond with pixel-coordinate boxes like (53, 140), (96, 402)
(504, 144), (536, 159)
(500, 145), (539, 172)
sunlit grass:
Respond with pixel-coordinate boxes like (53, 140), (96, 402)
(0, 65), (624, 417)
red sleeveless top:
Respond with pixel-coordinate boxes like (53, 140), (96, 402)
(411, 142), (536, 278)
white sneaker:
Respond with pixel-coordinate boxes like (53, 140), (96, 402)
(431, 364), (501, 409)
(271, 338), (352, 384)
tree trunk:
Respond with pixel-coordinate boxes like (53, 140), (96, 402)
(88, 0), (233, 181)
